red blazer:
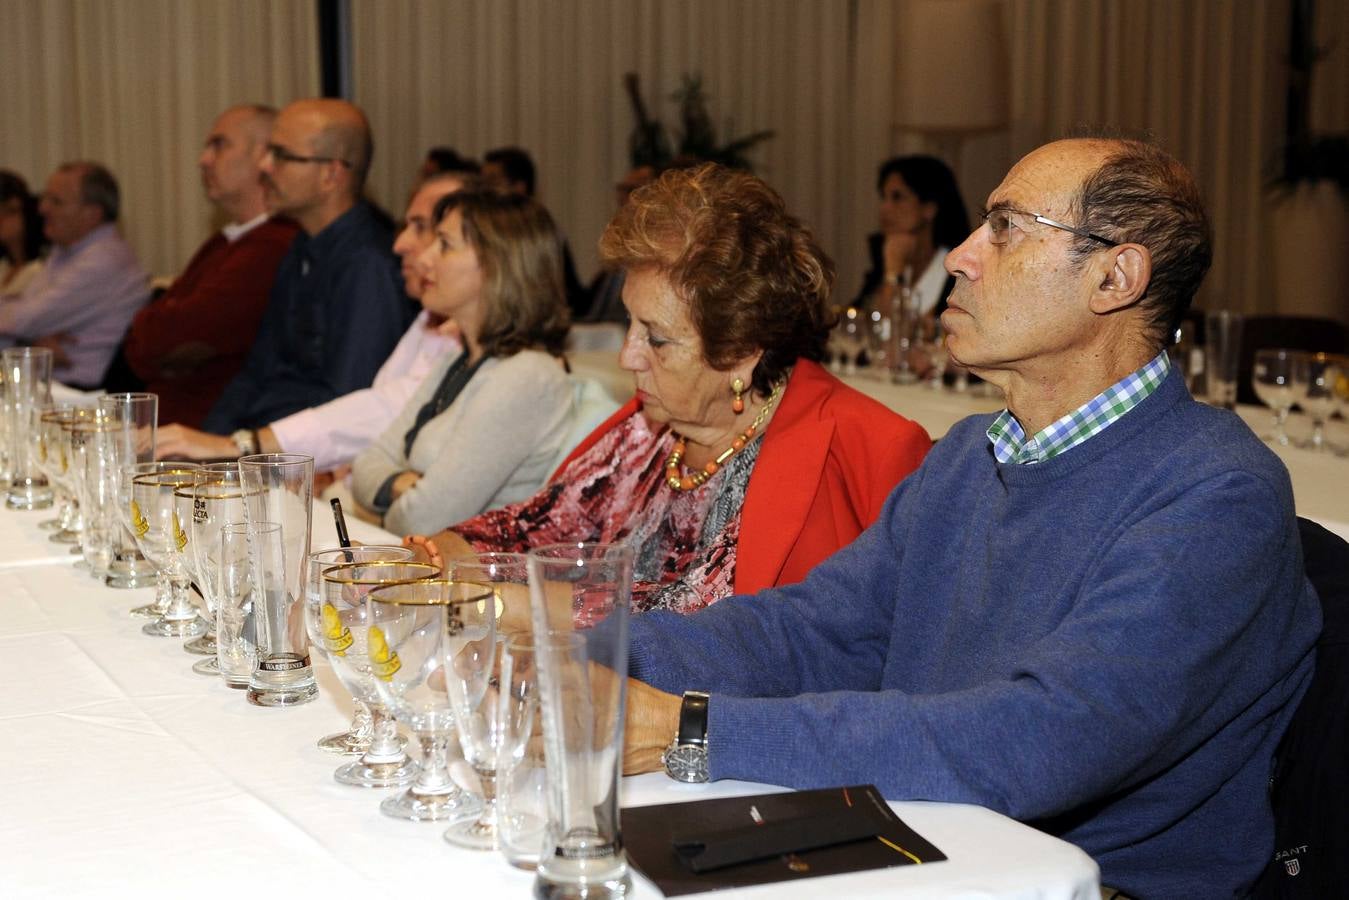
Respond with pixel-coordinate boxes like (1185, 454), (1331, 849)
(559, 359), (931, 595)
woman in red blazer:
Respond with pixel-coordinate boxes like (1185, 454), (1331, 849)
(409, 164), (930, 613)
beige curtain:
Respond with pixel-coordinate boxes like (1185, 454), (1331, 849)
(0, 0), (319, 277)
(353, 0), (1326, 318)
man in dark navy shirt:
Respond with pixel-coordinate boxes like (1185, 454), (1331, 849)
(203, 98), (412, 446)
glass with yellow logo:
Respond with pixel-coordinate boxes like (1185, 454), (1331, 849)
(304, 546), (414, 755)
(36, 406), (83, 540)
(180, 463), (246, 675)
(319, 560), (439, 787)
(118, 461), (190, 620)
(365, 578), (494, 827)
(129, 464), (204, 637)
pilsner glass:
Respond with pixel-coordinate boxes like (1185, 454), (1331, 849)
(1252, 348), (1303, 446)
(496, 636), (546, 870)
(130, 465), (206, 637)
(3, 347), (54, 510)
(528, 543), (635, 900)
(304, 545), (415, 756)
(70, 415), (120, 579)
(180, 463), (245, 674)
(98, 392), (159, 590)
(319, 560), (439, 788)
(367, 579), (495, 826)
(216, 522), (260, 688)
(238, 453), (316, 707)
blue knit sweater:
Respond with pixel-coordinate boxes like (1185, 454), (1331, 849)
(628, 371), (1320, 897)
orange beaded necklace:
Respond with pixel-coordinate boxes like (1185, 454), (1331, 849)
(664, 379), (785, 492)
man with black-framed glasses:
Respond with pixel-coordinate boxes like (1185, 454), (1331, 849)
(203, 98), (413, 442)
(617, 138), (1318, 897)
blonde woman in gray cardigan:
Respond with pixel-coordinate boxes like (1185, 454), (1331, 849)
(351, 188), (574, 535)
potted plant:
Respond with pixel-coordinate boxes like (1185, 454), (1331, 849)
(1268, 0), (1349, 323)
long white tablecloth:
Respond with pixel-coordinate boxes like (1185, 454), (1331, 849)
(570, 351), (1349, 541)
(0, 502), (1099, 899)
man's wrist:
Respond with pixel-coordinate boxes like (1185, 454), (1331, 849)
(230, 428), (259, 456)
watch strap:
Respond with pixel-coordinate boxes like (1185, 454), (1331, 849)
(677, 691), (709, 748)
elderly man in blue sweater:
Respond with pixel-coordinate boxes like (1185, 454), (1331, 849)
(619, 138), (1320, 897)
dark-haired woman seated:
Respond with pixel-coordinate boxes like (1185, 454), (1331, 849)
(412, 163), (931, 614)
(351, 189), (595, 535)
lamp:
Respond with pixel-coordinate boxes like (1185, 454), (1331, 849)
(893, 0), (1010, 163)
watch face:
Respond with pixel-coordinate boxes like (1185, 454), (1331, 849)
(663, 744), (709, 783)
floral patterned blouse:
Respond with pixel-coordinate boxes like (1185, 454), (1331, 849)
(453, 407), (761, 614)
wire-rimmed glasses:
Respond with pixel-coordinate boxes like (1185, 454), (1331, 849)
(981, 205), (1119, 247)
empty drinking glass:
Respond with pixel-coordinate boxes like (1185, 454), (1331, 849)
(131, 464), (205, 637)
(98, 392), (158, 590)
(1252, 349), (1303, 446)
(1292, 352), (1341, 452)
(304, 545), (414, 756)
(366, 578), (494, 827)
(216, 522), (260, 689)
(319, 560), (440, 788)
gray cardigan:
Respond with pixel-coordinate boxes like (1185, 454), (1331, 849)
(351, 349), (573, 535)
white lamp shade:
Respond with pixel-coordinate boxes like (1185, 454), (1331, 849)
(895, 0), (1010, 133)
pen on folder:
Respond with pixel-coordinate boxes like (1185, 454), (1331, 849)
(331, 497), (352, 549)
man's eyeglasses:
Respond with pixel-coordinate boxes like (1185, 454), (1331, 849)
(981, 206), (1118, 247)
(265, 144), (352, 168)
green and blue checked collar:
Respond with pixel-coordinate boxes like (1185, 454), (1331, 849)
(987, 351), (1171, 465)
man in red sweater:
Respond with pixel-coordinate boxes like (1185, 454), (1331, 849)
(123, 104), (298, 427)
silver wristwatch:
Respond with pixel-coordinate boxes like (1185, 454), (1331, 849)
(230, 429), (258, 456)
(661, 691), (710, 783)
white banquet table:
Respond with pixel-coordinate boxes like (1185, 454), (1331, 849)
(0, 500), (1100, 899)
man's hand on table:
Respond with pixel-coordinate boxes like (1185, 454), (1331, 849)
(621, 671), (682, 776)
(156, 424), (237, 460)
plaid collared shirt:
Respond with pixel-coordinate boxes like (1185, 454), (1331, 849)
(987, 351), (1172, 465)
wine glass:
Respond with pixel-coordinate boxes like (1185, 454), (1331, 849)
(366, 578), (494, 828)
(120, 461), (189, 620)
(130, 464), (206, 637)
(49, 411), (93, 546)
(304, 545), (415, 756)
(1331, 355), (1349, 455)
(1291, 352), (1341, 452)
(1251, 349), (1302, 446)
(835, 307), (865, 376)
(35, 406), (81, 537)
(181, 464), (246, 675)
(318, 560), (440, 788)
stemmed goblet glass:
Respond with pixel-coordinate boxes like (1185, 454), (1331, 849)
(1252, 348), (1303, 446)
(366, 578), (494, 825)
(181, 463), (245, 675)
(304, 545), (415, 756)
(119, 461), (187, 620)
(35, 406), (80, 537)
(318, 560), (439, 788)
(1291, 352), (1341, 452)
(130, 464), (205, 637)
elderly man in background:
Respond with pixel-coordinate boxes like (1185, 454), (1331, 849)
(157, 171), (465, 471)
(617, 138), (1320, 897)
(0, 162), (148, 388)
(201, 98), (412, 451)
(122, 104), (299, 427)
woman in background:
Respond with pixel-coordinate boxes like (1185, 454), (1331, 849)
(0, 171), (47, 298)
(351, 188), (584, 535)
(412, 163), (931, 615)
